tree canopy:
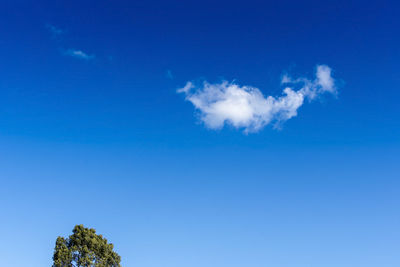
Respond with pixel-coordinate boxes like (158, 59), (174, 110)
(52, 224), (121, 267)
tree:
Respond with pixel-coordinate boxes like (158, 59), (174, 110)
(52, 225), (121, 267)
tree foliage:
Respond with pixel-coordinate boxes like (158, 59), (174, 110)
(52, 225), (121, 267)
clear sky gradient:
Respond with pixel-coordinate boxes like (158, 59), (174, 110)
(1, 0), (399, 266)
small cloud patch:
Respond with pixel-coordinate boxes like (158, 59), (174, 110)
(46, 24), (64, 37)
(64, 49), (95, 60)
(177, 65), (338, 133)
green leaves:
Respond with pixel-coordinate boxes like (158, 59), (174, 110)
(52, 225), (121, 267)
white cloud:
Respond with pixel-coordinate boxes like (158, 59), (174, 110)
(316, 65), (335, 93)
(65, 49), (95, 60)
(177, 65), (337, 133)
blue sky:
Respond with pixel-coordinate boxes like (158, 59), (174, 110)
(0, 0), (399, 266)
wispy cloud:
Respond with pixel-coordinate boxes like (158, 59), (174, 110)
(166, 70), (173, 80)
(46, 24), (97, 62)
(177, 65), (337, 133)
(64, 49), (95, 60)
(46, 24), (64, 37)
